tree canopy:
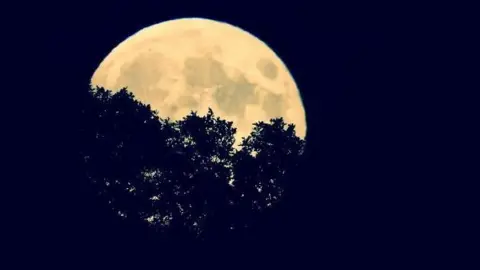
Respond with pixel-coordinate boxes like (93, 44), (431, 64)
(78, 85), (306, 242)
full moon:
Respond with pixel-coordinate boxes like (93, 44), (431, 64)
(91, 18), (307, 145)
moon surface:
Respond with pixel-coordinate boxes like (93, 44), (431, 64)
(91, 18), (307, 145)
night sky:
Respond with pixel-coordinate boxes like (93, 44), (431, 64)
(38, 0), (464, 265)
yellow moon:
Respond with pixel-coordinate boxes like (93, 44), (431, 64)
(91, 18), (307, 145)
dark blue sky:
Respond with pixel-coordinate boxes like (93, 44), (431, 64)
(41, 1), (461, 260)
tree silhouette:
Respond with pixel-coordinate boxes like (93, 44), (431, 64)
(229, 118), (306, 236)
(79, 85), (306, 242)
(79, 86), (169, 234)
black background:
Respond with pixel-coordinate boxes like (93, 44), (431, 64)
(28, 0), (471, 266)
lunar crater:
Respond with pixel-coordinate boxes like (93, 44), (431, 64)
(183, 55), (230, 89)
(256, 58), (278, 80)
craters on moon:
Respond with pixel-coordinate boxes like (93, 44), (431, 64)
(214, 75), (258, 117)
(262, 91), (289, 119)
(114, 51), (170, 103)
(182, 54), (261, 118)
(183, 55), (230, 88)
(256, 58), (278, 80)
(110, 49), (295, 137)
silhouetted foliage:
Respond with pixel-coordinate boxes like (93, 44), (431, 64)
(79, 85), (306, 242)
